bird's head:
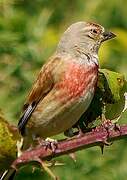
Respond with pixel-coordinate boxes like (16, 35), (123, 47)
(57, 21), (116, 56)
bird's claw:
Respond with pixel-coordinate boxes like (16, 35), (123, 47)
(34, 137), (58, 153)
(94, 119), (121, 136)
(43, 138), (58, 153)
(76, 126), (84, 137)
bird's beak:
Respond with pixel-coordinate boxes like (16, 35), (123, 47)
(102, 31), (116, 42)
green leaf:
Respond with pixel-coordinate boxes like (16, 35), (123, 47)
(99, 69), (125, 102)
(99, 69), (127, 120)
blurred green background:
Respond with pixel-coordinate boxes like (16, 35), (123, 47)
(0, 0), (127, 179)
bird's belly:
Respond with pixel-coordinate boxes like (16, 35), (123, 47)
(26, 62), (98, 138)
(27, 88), (94, 138)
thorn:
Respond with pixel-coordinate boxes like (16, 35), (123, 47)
(100, 140), (113, 155)
(42, 160), (65, 167)
(53, 161), (65, 166)
(69, 153), (76, 162)
(100, 144), (104, 154)
(49, 160), (65, 167)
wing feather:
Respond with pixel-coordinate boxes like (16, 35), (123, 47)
(18, 56), (61, 135)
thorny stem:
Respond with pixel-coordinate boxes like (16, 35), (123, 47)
(12, 124), (127, 169)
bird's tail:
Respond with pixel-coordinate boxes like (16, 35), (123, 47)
(18, 102), (37, 136)
(0, 168), (16, 180)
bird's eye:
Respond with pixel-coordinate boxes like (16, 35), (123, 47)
(91, 29), (98, 34)
(93, 29), (97, 33)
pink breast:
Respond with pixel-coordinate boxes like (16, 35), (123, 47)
(55, 62), (98, 103)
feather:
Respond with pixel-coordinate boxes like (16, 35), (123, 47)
(18, 102), (37, 135)
(17, 56), (60, 135)
(0, 169), (16, 180)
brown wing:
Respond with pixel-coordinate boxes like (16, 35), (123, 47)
(18, 56), (60, 135)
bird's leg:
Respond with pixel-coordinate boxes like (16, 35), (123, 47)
(64, 128), (75, 137)
(77, 125), (84, 137)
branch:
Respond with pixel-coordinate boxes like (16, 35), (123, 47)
(12, 124), (127, 169)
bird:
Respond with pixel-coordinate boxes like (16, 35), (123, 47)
(0, 21), (116, 180)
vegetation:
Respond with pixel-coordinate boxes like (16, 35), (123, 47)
(0, 0), (127, 179)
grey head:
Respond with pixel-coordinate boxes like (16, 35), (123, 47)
(56, 21), (116, 56)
